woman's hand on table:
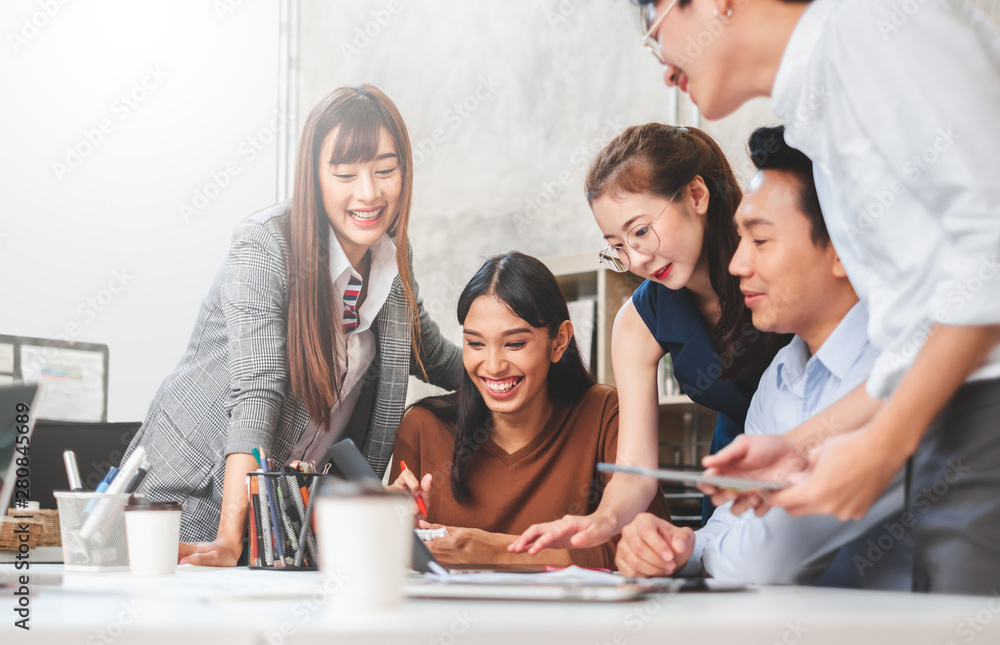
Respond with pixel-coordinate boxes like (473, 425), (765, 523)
(418, 521), (505, 566)
(178, 538), (242, 567)
(507, 513), (615, 554)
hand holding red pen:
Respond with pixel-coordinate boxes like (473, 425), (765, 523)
(389, 461), (431, 517)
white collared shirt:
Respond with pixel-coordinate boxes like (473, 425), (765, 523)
(771, 0), (1000, 398)
(685, 304), (911, 589)
(289, 228), (398, 463)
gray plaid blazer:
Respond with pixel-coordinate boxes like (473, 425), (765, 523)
(123, 204), (461, 542)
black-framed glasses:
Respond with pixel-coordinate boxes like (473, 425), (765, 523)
(598, 201), (670, 273)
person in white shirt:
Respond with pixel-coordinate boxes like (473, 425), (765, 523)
(633, 0), (1000, 593)
(616, 126), (910, 589)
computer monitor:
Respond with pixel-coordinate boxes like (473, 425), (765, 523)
(27, 419), (141, 508)
(0, 334), (109, 423)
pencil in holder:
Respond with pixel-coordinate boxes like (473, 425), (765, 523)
(247, 472), (322, 570)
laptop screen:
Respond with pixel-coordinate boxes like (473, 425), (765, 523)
(0, 383), (40, 512)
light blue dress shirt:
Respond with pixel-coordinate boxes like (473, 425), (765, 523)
(687, 302), (911, 590)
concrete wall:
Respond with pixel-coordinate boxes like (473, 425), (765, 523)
(297, 0), (788, 399)
(297, 0), (1000, 401)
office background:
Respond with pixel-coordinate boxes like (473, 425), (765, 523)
(2, 0), (998, 421)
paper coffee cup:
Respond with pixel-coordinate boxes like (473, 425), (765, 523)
(124, 497), (182, 575)
(315, 480), (411, 612)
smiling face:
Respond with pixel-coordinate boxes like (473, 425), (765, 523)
(646, 0), (763, 120)
(462, 295), (570, 418)
(318, 126), (402, 266)
(729, 170), (845, 336)
(591, 182), (708, 290)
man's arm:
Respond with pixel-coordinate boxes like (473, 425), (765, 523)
(773, 324), (1000, 519)
(702, 383), (882, 514)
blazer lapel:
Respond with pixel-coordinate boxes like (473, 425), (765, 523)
(357, 276), (411, 478)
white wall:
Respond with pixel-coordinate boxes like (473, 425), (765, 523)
(0, 0), (281, 421)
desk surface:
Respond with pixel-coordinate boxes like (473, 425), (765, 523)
(4, 564), (999, 645)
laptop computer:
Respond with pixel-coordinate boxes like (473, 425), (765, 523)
(27, 420), (141, 509)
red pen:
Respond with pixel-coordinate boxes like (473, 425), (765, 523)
(399, 461), (429, 516)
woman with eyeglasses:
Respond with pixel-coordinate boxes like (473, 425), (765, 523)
(630, 0), (1000, 594)
(120, 85), (461, 566)
(509, 123), (788, 558)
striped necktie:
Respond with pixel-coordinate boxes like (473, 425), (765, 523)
(342, 273), (362, 333)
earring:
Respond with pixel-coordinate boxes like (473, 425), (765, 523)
(713, 7), (733, 22)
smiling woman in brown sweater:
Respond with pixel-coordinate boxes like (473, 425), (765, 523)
(389, 252), (670, 569)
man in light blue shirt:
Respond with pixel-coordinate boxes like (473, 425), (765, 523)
(615, 126), (910, 589)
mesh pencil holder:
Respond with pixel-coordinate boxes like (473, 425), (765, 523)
(54, 491), (133, 572)
(247, 472), (323, 571)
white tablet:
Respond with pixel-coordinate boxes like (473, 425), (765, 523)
(596, 463), (789, 491)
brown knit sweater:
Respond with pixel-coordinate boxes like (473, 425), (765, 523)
(389, 384), (671, 569)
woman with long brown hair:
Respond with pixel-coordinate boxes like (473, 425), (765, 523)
(510, 123), (788, 559)
(121, 85), (461, 566)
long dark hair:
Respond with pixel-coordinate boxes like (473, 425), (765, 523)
(414, 252), (595, 502)
(283, 85), (427, 431)
(585, 123), (780, 381)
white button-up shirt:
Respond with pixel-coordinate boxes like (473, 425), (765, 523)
(772, 0), (1000, 398)
(289, 229), (398, 464)
(685, 303), (911, 590)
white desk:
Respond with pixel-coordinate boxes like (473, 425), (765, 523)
(5, 564), (999, 645)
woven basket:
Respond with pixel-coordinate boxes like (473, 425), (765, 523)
(7, 509), (61, 547)
(0, 515), (42, 550)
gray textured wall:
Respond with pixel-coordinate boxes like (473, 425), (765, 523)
(297, 0), (999, 400)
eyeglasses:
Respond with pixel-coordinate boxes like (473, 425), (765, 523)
(641, 0), (679, 66)
(598, 201), (671, 273)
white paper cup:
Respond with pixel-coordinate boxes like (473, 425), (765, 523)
(315, 481), (411, 613)
(123, 499), (182, 575)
